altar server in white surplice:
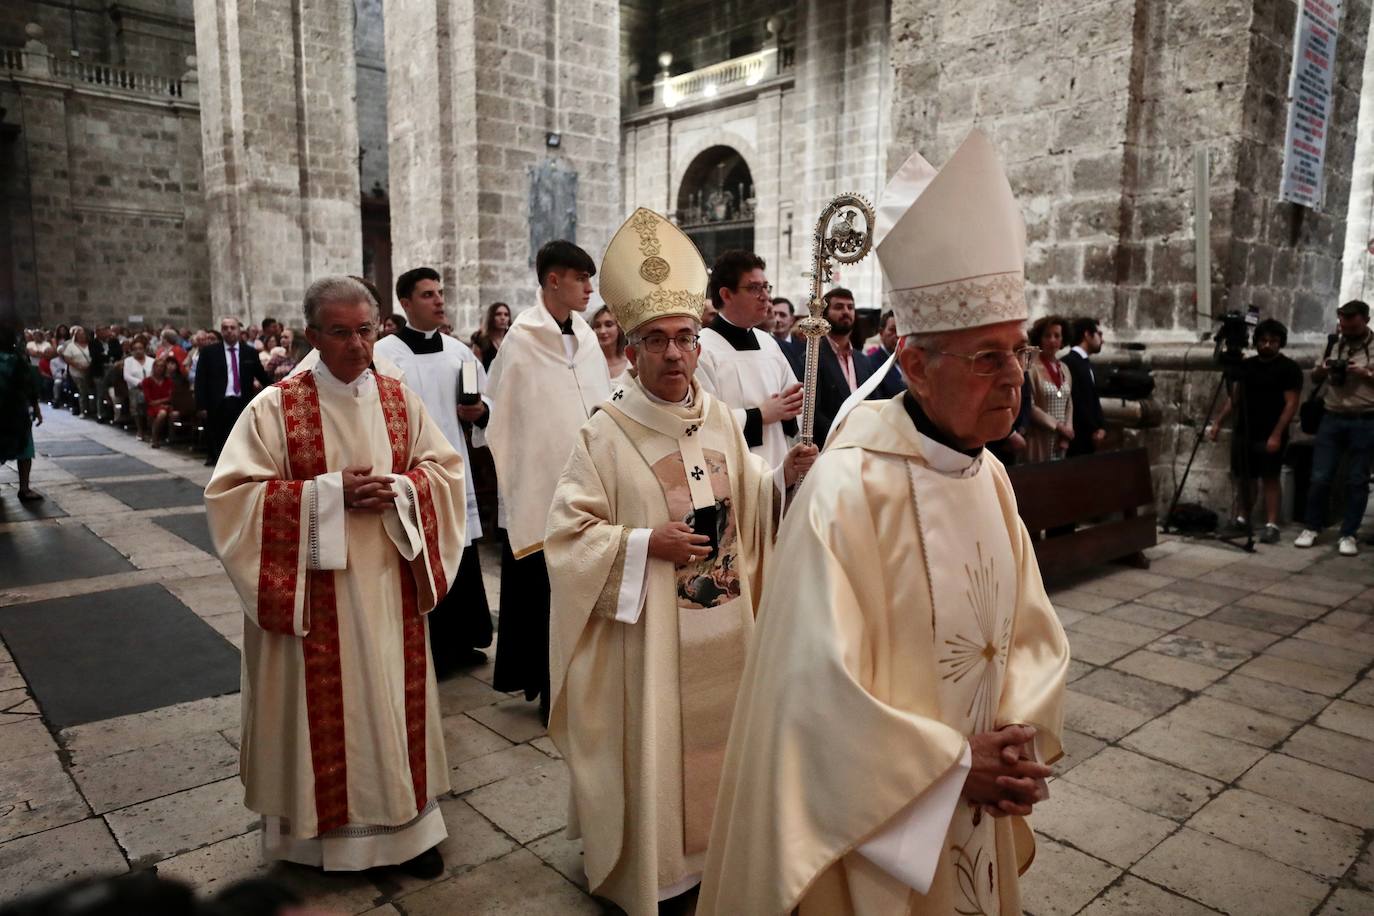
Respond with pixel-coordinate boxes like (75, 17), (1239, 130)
(545, 209), (815, 916)
(374, 266), (493, 674)
(206, 276), (465, 880)
(696, 250), (803, 469)
(698, 130), (1070, 916)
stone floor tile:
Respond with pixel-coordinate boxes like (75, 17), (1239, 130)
(1069, 615), (1166, 648)
(1111, 650), (1225, 691)
(1286, 573), (1370, 598)
(382, 797), (519, 897)
(1282, 725), (1374, 782)
(451, 744), (552, 796)
(1075, 874), (1221, 916)
(1062, 691), (1150, 741)
(1075, 579), (1161, 603)
(152, 830), (263, 898)
(441, 714), (513, 765)
(1132, 827), (1330, 915)
(1239, 754), (1374, 828)
(1066, 659), (1096, 683)
(60, 693), (240, 762)
(1063, 747), (1223, 821)
(70, 731), (239, 814)
(1236, 592), (1329, 620)
(1207, 602), (1308, 636)
(104, 776), (255, 867)
(1203, 673), (1331, 721)
(1049, 588), (1121, 613)
(1355, 842), (1374, 890)
(1267, 637), (1371, 674)
(527, 830), (588, 891)
(1017, 836), (1120, 916)
(437, 675), (505, 717)
(1145, 634), (1252, 670)
(1056, 728), (1107, 775)
(1345, 677), (1374, 707)
(1297, 622), (1374, 655)
(1324, 609), (1374, 631)
(530, 736), (562, 760)
(396, 848), (600, 915)
(1261, 580), (1353, 608)
(1235, 654), (1359, 697)
(1145, 555), (1231, 580)
(1032, 779), (1175, 867)
(1317, 887), (1374, 915)
(1070, 668), (1188, 717)
(0, 818), (127, 905)
(0, 663), (23, 692)
(1053, 606), (1089, 628)
(1177, 617), (1282, 652)
(1103, 602), (1195, 631)
(1140, 580), (1250, 614)
(464, 763), (571, 845)
(0, 718), (57, 763)
(1187, 787), (1363, 879)
(0, 752), (92, 843)
(1162, 695), (1299, 749)
(466, 697), (547, 745)
(1120, 717), (1268, 782)
(1066, 631), (1137, 666)
(1200, 565), (1290, 593)
(1316, 700), (1374, 743)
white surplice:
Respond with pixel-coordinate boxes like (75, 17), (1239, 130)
(696, 317), (800, 468)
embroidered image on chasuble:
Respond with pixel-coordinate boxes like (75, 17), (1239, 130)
(205, 367), (465, 845)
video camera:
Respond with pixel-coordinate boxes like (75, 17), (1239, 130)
(1213, 305), (1259, 370)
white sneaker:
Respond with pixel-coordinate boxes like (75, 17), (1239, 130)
(1339, 537), (1359, 557)
(1294, 530), (1319, 548)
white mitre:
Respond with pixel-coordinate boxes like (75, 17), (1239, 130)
(876, 129), (1027, 334)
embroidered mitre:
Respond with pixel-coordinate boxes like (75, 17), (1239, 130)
(599, 208), (707, 334)
(876, 129), (1028, 335)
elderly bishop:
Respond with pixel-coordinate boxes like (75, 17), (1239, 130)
(545, 209), (815, 915)
(698, 130), (1070, 915)
(206, 276), (466, 879)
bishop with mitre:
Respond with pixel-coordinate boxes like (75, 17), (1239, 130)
(544, 208), (815, 915)
(206, 276), (465, 879)
(697, 130), (1070, 915)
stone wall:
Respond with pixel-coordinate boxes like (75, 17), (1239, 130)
(0, 1), (193, 71)
(653, 0), (783, 72)
(355, 0), (388, 198)
(0, 38), (207, 329)
(1342, 10), (1374, 302)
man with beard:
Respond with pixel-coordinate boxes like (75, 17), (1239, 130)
(812, 287), (879, 447)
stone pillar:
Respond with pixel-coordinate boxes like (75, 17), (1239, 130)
(193, 0), (362, 328)
(384, 0), (621, 333)
(1341, 14), (1374, 302)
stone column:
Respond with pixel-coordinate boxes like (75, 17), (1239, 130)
(1341, 14), (1374, 302)
(193, 0), (362, 328)
(384, 0), (621, 333)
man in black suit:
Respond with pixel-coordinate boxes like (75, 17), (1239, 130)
(1063, 316), (1107, 457)
(195, 315), (272, 465)
(867, 309), (906, 399)
(812, 287), (878, 447)
(90, 326), (124, 423)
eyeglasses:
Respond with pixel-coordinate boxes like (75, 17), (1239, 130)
(936, 346), (1039, 376)
(738, 282), (773, 297)
(636, 333), (699, 353)
(314, 325), (377, 343)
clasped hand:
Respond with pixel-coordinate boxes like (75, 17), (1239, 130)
(962, 724), (1053, 818)
(342, 465), (396, 512)
(648, 521), (711, 565)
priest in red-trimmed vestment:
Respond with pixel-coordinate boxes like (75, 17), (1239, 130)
(205, 276), (466, 879)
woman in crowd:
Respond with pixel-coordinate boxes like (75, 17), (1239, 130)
(142, 355), (175, 448)
(591, 304), (629, 384)
(0, 321), (43, 502)
(381, 314), (402, 338)
(1026, 314), (1073, 462)
(156, 328), (188, 378)
(122, 335), (155, 441)
(59, 325), (94, 417)
(478, 301), (511, 369)
(265, 329), (298, 380)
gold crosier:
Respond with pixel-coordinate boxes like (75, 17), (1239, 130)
(798, 194), (877, 445)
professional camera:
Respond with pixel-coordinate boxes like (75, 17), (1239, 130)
(1328, 358), (1350, 386)
(1212, 307), (1258, 366)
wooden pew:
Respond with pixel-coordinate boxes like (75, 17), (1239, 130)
(1006, 447), (1157, 580)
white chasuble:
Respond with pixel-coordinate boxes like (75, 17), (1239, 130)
(205, 365), (465, 865)
(477, 302), (611, 558)
(545, 377), (782, 916)
(697, 394), (1069, 916)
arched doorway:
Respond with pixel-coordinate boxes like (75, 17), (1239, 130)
(676, 146), (755, 266)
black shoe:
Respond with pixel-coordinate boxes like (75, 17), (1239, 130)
(398, 846), (444, 880)
(538, 691), (550, 728)
(1260, 524), (1280, 544)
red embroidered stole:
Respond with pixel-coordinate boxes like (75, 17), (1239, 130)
(259, 371), (435, 834)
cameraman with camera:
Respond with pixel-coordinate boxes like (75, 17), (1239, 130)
(1294, 300), (1374, 556)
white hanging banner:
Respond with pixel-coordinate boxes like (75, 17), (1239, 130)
(1280, 0), (1343, 209)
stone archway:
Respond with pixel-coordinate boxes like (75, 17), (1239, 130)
(675, 145), (755, 266)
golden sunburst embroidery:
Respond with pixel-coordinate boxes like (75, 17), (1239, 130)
(938, 543), (1013, 733)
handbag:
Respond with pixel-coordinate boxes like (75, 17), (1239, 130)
(1298, 335), (1338, 435)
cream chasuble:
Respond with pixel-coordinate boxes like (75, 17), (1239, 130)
(477, 302), (611, 558)
(697, 394), (1069, 916)
(545, 376), (783, 916)
(205, 363), (465, 866)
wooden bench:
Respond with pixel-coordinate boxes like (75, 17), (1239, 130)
(1006, 447), (1157, 580)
